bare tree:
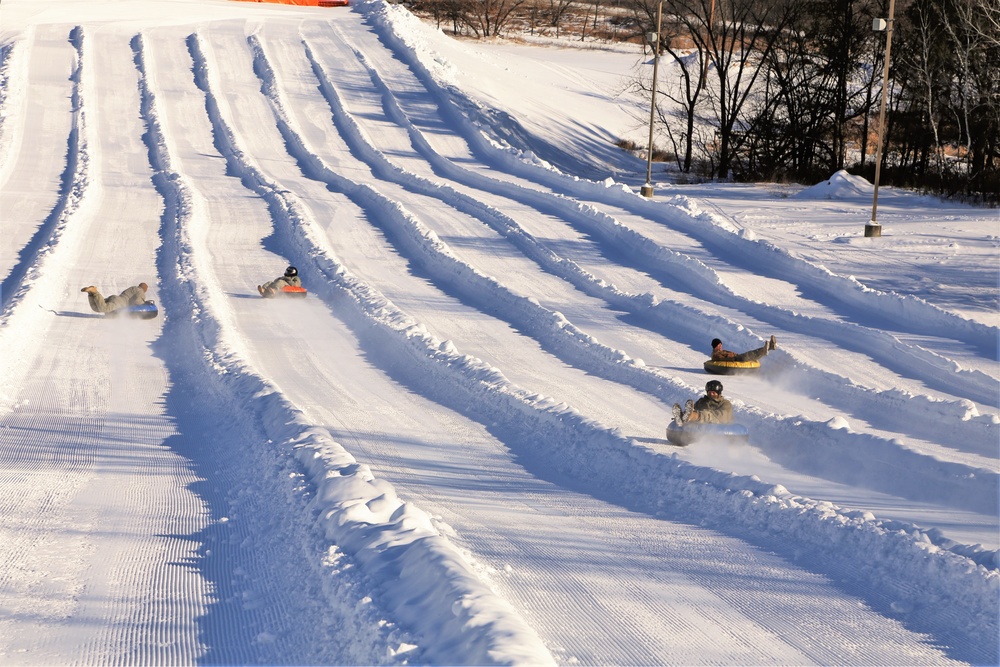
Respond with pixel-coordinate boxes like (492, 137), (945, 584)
(892, 0), (999, 194)
(937, 0), (1000, 190)
(628, 0), (662, 40)
(543, 0), (576, 37)
(855, 23), (887, 169)
(744, 18), (839, 179)
(653, 5), (711, 171)
(463, 0), (529, 37)
(898, 0), (948, 174)
(579, 0), (606, 40)
(804, 0), (882, 170)
(404, 0), (995, 197)
(420, 0), (467, 34)
(660, 0), (802, 178)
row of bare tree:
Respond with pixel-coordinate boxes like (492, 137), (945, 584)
(409, 0), (998, 201)
(630, 0), (997, 200)
(414, 0), (612, 39)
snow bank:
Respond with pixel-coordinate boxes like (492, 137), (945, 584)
(794, 169), (873, 199)
(234, 11), (999, 658)
(281, 31), (999, 516)
(0, 27), (90, 385)
(359, 0), (999, 365)
(132, 31), (555, 666)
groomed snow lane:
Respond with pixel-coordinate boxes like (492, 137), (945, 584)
(0, 3), (996, 665)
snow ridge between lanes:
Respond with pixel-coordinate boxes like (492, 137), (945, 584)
(0, 26), (91, 391)
(359, 0), (998, 388)
(318, 9), (999, 445)
(283, 34), (998, 517)
(158, 31), (556, 667)
(0, 32), (27, 187)
(0, 7), (994, 665)
(241, 23), (998, 664)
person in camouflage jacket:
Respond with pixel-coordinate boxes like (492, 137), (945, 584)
(81, 282), (148, 314)
(673, 380), (733, 425)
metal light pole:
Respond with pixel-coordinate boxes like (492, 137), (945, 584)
(641, 0), (663, 198)
(867, 0), (897, 238)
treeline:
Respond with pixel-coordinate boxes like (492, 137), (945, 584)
(409, 0), (626, 40)
(408, 0), (999, 202)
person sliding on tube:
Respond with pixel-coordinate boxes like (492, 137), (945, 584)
(672, 380), (733, 425)
(711, 335), (776, 363)
(257, 266), (301, 298)
(81, 282), (149, 314)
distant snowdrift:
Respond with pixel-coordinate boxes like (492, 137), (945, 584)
(795, 169), (873, 199)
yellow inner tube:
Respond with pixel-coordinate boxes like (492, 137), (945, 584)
(703, 359), (761, 374)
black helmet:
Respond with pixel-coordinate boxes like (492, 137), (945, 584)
(706, 380), (724, 394)
(284, 266), (298, 277)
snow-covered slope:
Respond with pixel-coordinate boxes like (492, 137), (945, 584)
(0, 0), (997, 664)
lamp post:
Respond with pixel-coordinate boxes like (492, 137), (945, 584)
(867, 0), (896, 238)
(641, 0), (663, 198)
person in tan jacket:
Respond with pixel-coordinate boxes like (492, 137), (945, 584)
(81, 282), (148, 314)
(711, 335), (776, 363)
(257, 266), (301, 297)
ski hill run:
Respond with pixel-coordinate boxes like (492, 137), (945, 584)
(0, 0), (997, 664)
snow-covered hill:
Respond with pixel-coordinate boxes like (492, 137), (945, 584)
(0, 0), (997, 664)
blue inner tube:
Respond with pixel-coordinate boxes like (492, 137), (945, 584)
(124, 301), (159, 319)
(666, 421), (749, 446)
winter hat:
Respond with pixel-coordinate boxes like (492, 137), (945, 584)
(711, 338), (722, 348)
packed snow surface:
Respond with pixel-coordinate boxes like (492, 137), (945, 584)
(0, 0), (997, 665)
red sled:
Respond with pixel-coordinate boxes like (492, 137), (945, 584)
(281, 285), (308, 298)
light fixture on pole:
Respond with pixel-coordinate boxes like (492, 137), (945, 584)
(867, 0), (896, 238)
(641, 0), (663, 198)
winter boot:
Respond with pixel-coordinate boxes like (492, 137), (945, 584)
(768, 335), (777, 351)
(257, 285), (265, 296)
(81, 286), (97, 294)
(672, 403), (684, 425)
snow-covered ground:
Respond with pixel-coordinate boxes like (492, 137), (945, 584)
(0, 0), (997, 664)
